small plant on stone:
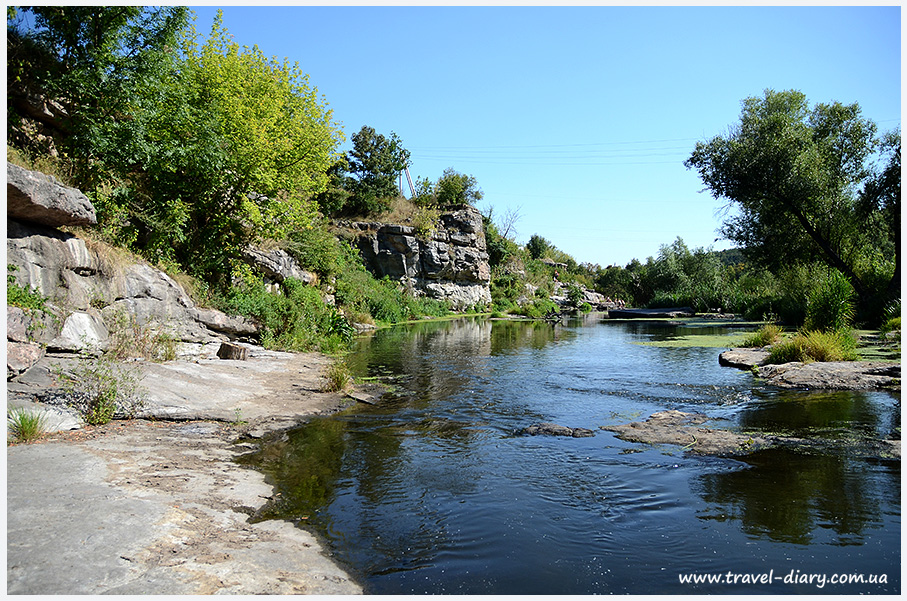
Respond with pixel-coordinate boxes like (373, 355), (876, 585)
(57, 353), (145, 426)
(7, 407), (48, 443)
(741, 323), (783, 348)
(105, 309), (178, 362)
(7, 264), (48, 312)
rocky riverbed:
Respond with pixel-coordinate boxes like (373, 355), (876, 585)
(7, 349), (366, 595)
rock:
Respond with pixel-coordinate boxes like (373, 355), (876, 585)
(217, 342), (249, 361)
(48, 311), (108, 352)
(7, 307), (31, 343)
(242, 246), (316, 285)
(603, 410), (770, 456)
(522, 422), (596, 438)
(757, 361), (900, 390)
(190, 308), (260, 339)
(7, 341), (45, 379)
(7, 217), (257, 347)
(7, 163), (97, 227)
(339, 204), (492, 310)
(718, 348), (770, 369)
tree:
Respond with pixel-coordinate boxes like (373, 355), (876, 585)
(343, 125), (411, 215)
(434, 167), (483, 206)
(526, 234), (552, 260)
(685, 89), (898, 312)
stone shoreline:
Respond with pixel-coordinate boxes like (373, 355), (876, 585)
(7, 348), (366, 595)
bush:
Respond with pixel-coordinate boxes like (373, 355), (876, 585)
(105, 310), (178, 362)
(514, 298), (559, 319)
(223, 276), (353, 353)
(323, 360), (351, 392)
(766, 329), (858, 364)
(284, 225), (345, 277)
(58, 354), (145, 425)
(7, 407), (48, 443)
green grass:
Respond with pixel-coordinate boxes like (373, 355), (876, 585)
(740, 323), (783, 348)
(765, 329), (858, 364)
(8, 407), (48, 443)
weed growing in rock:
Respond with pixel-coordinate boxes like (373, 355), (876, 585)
(7, 265), (48, 312)
(57, 354), (144, 425)
(105, 310), (178, 362)
(7, 407), (48, 443)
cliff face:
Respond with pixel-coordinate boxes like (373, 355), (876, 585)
(337, 205), (492, 310)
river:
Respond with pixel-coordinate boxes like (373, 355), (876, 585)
(242, 316), (900, 594)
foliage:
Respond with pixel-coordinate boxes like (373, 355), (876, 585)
(7, 265), (48, 312)
(58, 354), (145, 425)
(337, 126), (411, 216)
(9, 8), (343, 288)
(7, 408), (48, 443)
(804, 269), (855, 332)
(433, 168), (483, 206)
(740, 323), (783, 348)
(766, 329), (858, 364)
(222, 275), (353, 353)
(514, 298), (560, 319)
(685, 89), (899, 313)
(284, 224), (346, 277)
(526, 234), (553, 260)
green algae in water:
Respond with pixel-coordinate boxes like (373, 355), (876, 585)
(635, 333), (748, 348)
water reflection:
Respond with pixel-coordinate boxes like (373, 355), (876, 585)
(695, 449), (900, 546)
(242, 318), (900, 594)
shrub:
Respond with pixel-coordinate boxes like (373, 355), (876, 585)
(58, 354), (145, 425)
(7, 407), (48, 443)
(741, 323), (783, 348)
(515, 298), (559, 319)
(805, 270), (855, 332)
(766, 329), (857, 364)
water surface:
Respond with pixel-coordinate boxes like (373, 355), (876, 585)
(244, 316), (900, 594)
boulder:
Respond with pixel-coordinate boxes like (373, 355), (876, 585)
(242, 246), (316, 285)
(7, 163), (97, 227)
(216, 342), (249, 361)
(7, 342), (44, 379)
(48, 311), (109, 352)
(190, 308), (260, 339)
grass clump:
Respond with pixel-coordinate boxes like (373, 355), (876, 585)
(766, 329), (858, 364)
(741, 323), (783, 348)
(7, 407), (48, 443)
(323, 360), (352, 392)
(105, 310), (178, 362)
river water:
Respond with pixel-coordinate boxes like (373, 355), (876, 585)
(243, 316), (900, 594)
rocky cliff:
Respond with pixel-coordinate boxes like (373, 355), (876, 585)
(337, 205), (492, 310)
(6, 163), (264, 378)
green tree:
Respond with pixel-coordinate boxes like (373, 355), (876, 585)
(685, 89), (897, 312)
(343, 125), (411, 215)
(434, 167), (483, 206)
(526, 234), (552, 260)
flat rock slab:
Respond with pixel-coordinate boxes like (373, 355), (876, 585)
(757, 360), (900, 390)
(719, 348), (900, 391)
(7, 420), (362, 594)
(522, 422), (596, 438)
(603, 410), (769, 456)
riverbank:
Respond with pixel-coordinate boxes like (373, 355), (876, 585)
(7, 348), (364, 594)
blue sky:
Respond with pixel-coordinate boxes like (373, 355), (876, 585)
(190, 5), (900, 268)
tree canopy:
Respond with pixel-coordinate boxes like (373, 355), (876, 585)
(685, 89), (899, 309)
(341, 125), (411, 215)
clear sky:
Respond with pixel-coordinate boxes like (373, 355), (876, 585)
(189, 4), (900, 268)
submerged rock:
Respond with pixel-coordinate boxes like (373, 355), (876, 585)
(522, 422), (596, 438)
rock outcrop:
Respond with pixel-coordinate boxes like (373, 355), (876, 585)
(338, 205), (492, 310)
(6, 164), (261, 378)
(7, 163), (96, 227)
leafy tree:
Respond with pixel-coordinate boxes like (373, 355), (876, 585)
(685, 89), (898, 312)
(526, 234), (552, 260)
(8, 6), (189, 176)
(434, 167), (483, 206)
(342, 125), (411, 215)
